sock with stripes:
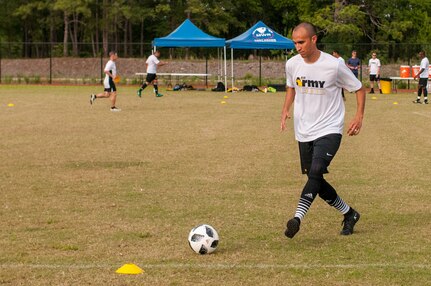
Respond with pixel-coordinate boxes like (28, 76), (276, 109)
(319, 179), (350, 214)
(294, 176), (320, 221)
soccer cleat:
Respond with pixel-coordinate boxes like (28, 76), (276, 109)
(156, 93), (163, 97)
(90, 94), (96, 105)
(284, 218), (300, 239)
(424, 100), (428, 104)
(110, 107), (121, 112)
(340, 208), (360, 235)
(369, 90), (375, 94)
(413, 99), (421, 104)
(137, 89), (142, 98)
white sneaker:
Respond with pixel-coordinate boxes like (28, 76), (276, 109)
(110, 107), (121, 112)
(90, 94), (96, 105)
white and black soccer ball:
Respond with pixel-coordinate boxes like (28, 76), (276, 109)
(188, 224), (219, 254)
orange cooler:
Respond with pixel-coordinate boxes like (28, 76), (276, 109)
(412, 65), (420, 77)
(400, 65), (410, 78)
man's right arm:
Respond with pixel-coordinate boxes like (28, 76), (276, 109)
(280, 87), (295, 131)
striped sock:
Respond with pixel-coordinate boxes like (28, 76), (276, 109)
(294, 197), (313, 221)
(330, 195), (350, 215)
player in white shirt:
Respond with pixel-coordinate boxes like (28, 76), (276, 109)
(413, 50), (429, 104)
(367, 52), (381, 94)
(332, 50), (346, 100)
(90, 51), (121, 112)
(280, 22), (366, 239)
(137, 50), (167, 98)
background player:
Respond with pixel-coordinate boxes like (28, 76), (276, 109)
(367, 52), (381, 94)
(137, 50), (167, 98)
(413, 50), (429, 104)
(90, 51), (121, 112)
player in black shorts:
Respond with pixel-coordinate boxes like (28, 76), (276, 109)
(90, 51), (121, 112)
(281, 22), (366, 239)
(413, 50), (429, 104)
(137, 50), (167, 98)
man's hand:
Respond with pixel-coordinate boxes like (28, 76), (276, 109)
(347, 117), (362, 136)
(280, 111), (291, 131)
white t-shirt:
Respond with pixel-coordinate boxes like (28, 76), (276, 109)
(146, 54), (160, 74)
(103, 60), (116, 88)
(285, 51), (362, 142)
(419, 57), (429, 78)
(104, 60), (116, 79)
(337, 57), (345, 64)
(368, 58), (381, 75)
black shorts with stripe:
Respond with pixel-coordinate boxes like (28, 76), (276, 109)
(104, 75), (116, 92)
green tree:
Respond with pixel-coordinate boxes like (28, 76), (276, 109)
(53, 0), (91, 56)
(303, 1), (366, 43)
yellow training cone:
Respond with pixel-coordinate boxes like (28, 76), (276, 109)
(371, 97), (377, 100)
(223, 95), (229, 99)
(7, 103), (14, 107)
(393, 102), (398, 105)
(115, 263), (144, 275)
(221, 101), (226, 104)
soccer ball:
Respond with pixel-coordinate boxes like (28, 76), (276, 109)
(188, 224), (219, 254)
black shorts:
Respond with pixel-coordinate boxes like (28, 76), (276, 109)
(104, 77), (116, 92)
(369, 74), (380, 81)
(298, 134), (342, 174)
(146, 73), (157, 83)
(419, 78), (428, 88)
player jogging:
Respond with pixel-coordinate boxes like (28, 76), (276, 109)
(413, 50), (429, 104)
(280, 22), (366, 239)
(90, 51), (121, 112)
(137, 50), (167, 98)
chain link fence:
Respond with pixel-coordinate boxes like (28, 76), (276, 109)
(1, 42), (431, 87)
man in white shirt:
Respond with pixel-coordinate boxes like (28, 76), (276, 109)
(368, 52), (381, 94)
(332, 50), (346, 100)
(90, 51), (121, 112)
(280, 22), (366, 239)
(413, 50), (429, 104)
(137, 50), (167, 98)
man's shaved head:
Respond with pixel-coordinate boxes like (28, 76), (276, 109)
(293, 22), (317, 38)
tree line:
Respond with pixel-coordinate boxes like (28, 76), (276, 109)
(0, 0), (430, 60)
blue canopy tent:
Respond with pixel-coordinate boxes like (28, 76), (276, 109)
(226, 21), (294, 87)
(153, 19), (227, 89)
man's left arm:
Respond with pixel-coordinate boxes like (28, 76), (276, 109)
(347, 87), (366, 136)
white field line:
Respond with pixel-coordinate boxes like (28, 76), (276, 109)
(412, 111), (431, 118)
(0, 262), (430, 270)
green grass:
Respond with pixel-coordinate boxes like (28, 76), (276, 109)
(0, 85), (430, 285)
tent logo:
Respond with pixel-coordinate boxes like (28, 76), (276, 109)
(252, 27), (274, 40)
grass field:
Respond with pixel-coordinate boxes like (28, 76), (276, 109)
(0, 85), (430, 285)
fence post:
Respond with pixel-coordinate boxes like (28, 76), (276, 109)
(0, 42), (2, 84)
(205, 52), (208, 87)
(49, 42), (52, 84)
(100, 50), (103, 84)
(259, 50), (262, 86)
